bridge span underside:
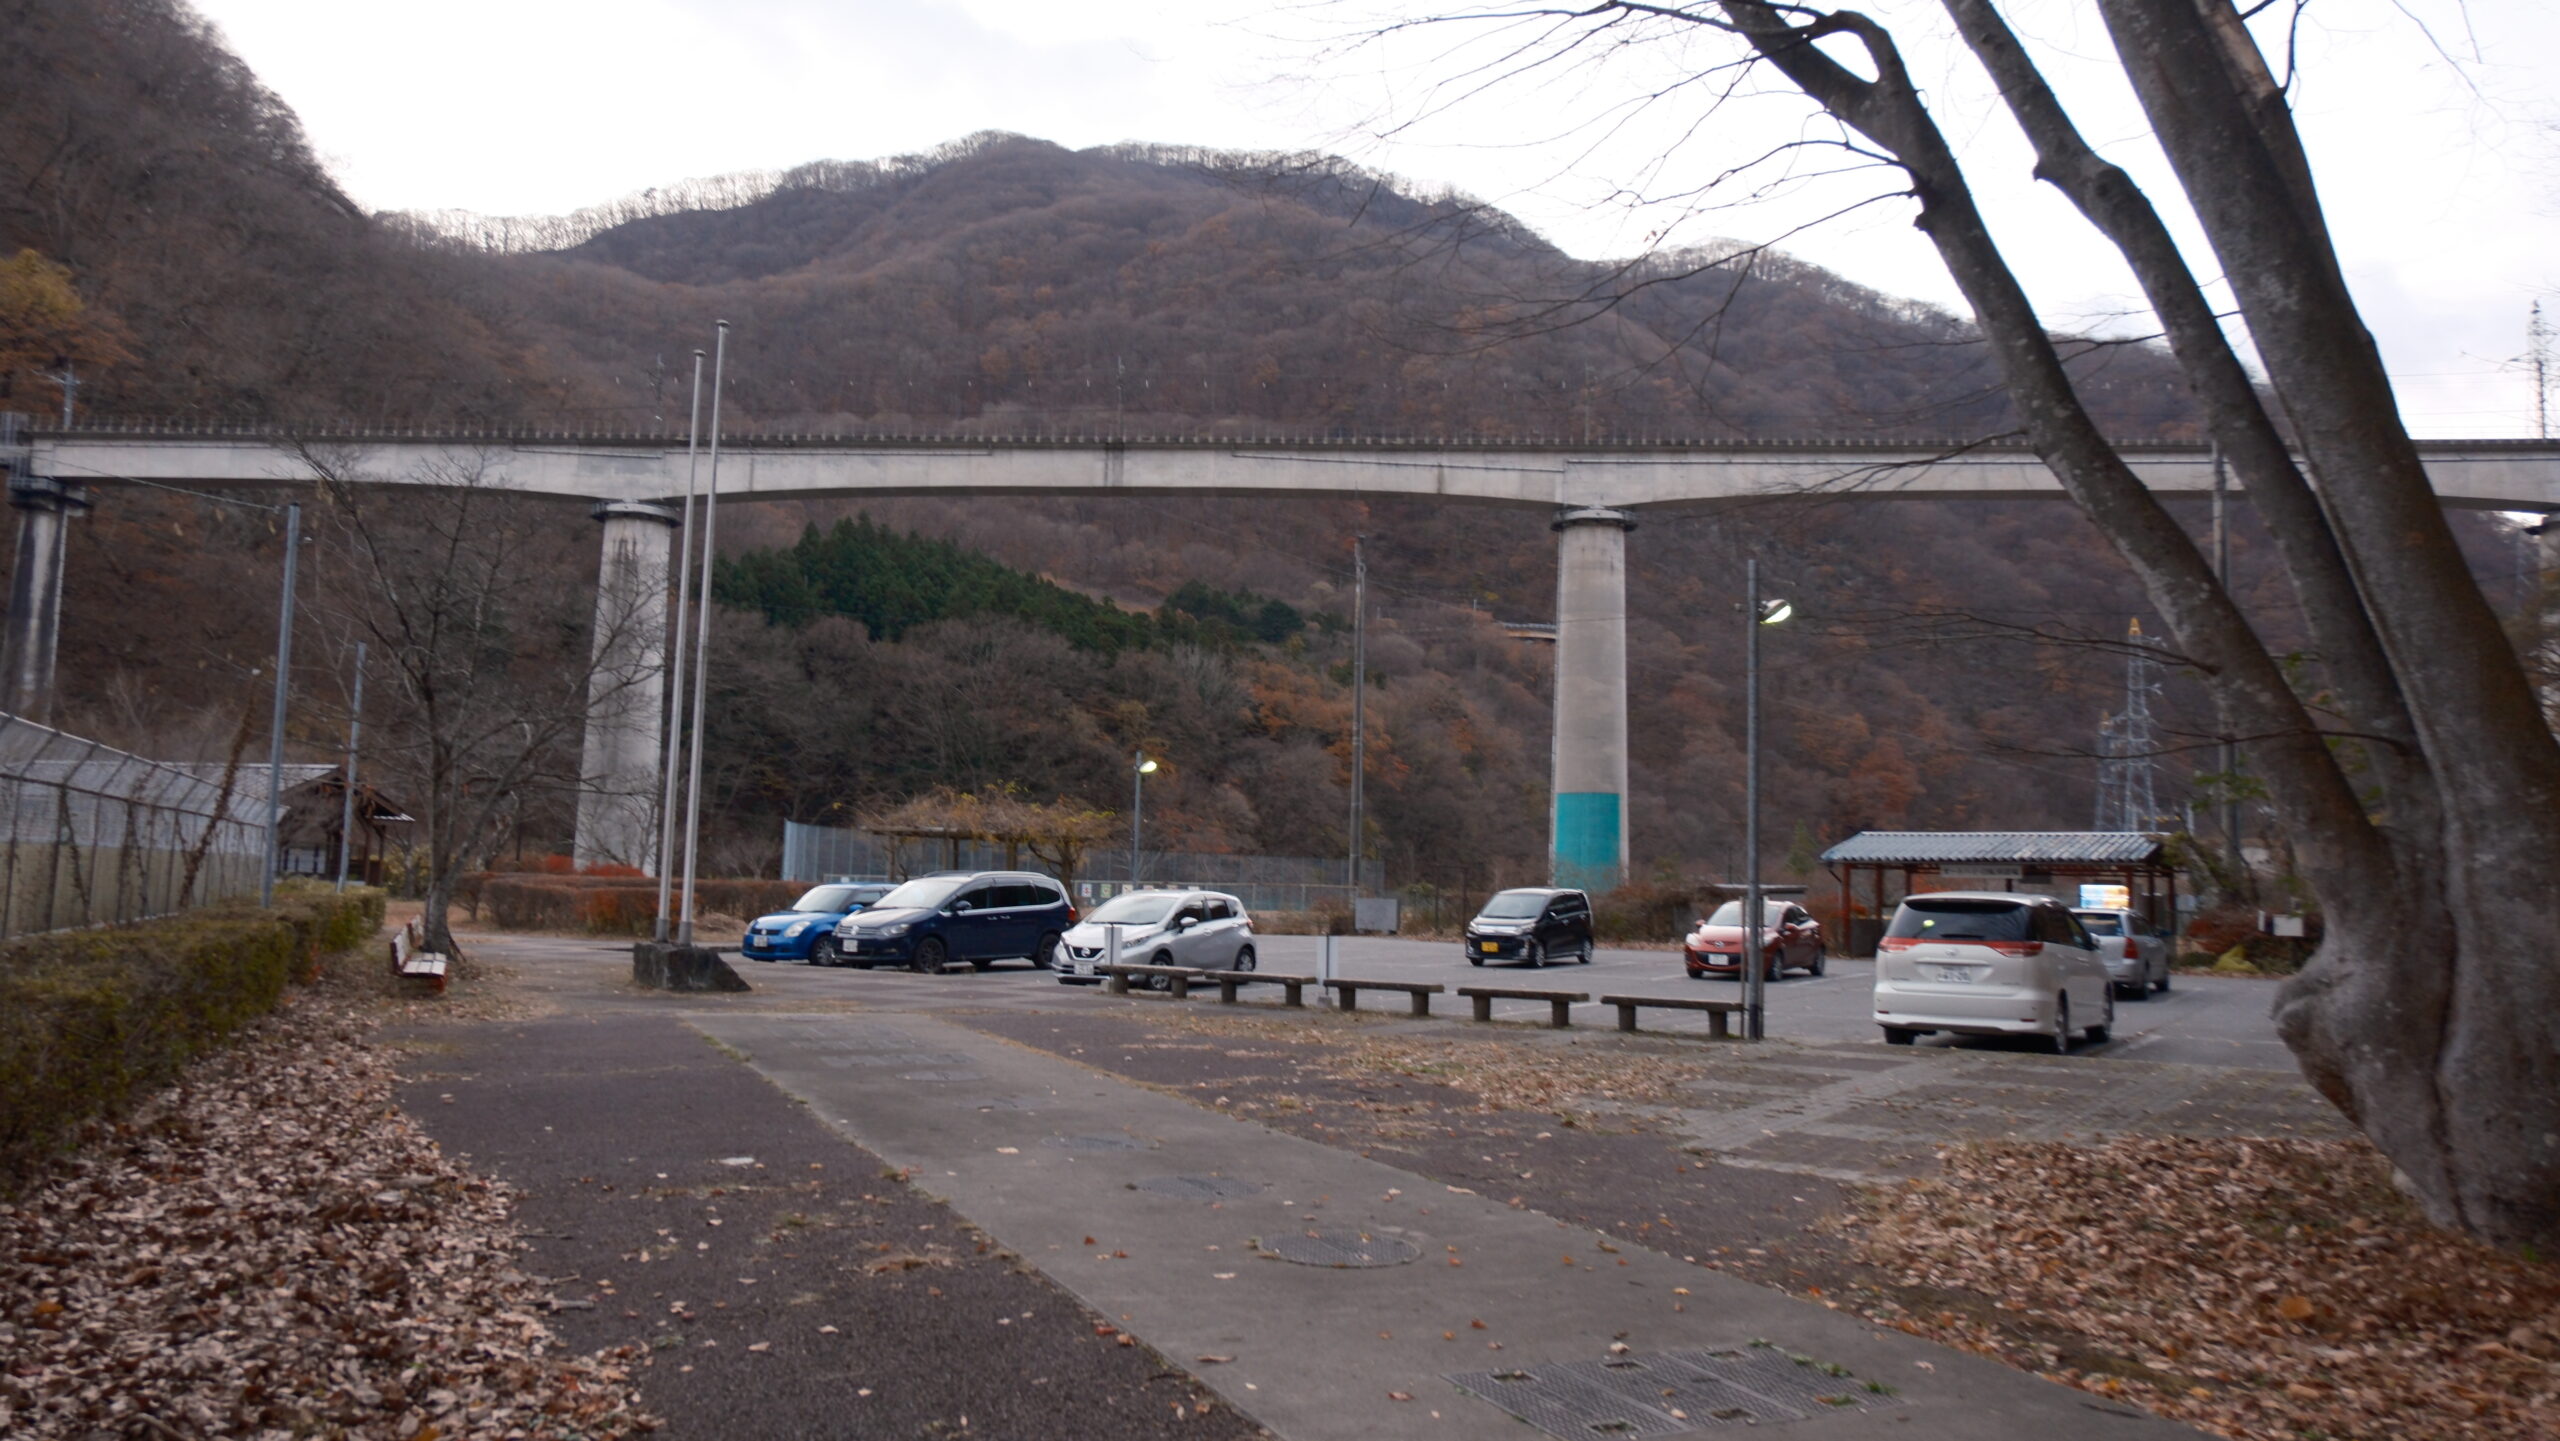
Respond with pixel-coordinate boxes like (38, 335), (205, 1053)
(20, 431), (2560, 892)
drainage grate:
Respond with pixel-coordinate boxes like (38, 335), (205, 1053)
(1134, 1174), (1266, 1202)
(1256, 1226), (1422, 1268)
(1449, 1349), (1886, 1435)
(1044, 1134), (1147, 1153)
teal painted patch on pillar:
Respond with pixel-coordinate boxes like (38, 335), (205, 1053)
(1552, 791), (1623, 891)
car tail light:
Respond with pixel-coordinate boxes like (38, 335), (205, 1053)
(1984, 940), (2044, 957)
(1065, 905), (1080, 925)
(1878, 937), (1917, 952)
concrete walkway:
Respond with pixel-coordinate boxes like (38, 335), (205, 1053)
(690, 1007), (2205, 1439)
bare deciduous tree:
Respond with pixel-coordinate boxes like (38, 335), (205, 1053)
(1372, 0), (2560, 1247)
(298, 447), (660, 955)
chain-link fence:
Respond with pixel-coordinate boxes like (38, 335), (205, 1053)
(0, 715), (272, 940)
(780, 819), (1383, 914)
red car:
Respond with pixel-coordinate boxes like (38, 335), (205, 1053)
(1683, 898), (1827, 980)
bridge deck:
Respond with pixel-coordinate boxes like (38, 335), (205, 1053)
(21, 429), (2560, 511)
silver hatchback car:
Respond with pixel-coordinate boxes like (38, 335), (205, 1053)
(1055, 888), (1256, 986)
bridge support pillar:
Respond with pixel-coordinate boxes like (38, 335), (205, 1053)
(1551, 506), (1633, 892)
(2, 472), (90, 725)
(574, 501), (679, 872)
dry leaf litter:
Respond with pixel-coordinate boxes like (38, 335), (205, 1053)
(1847, 1135), (2559, 1441)
(0, 992), (654, 1438)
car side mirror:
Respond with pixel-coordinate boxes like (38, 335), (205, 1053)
(952, 901), (973, 914)
(1176, 916), (1197, 931)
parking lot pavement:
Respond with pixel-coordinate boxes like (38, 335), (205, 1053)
(1243, 936), (2303, 1070)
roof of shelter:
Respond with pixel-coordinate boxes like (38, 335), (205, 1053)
(1818, 831), (2167, 867)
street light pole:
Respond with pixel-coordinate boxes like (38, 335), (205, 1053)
(334, 642), (363, 892)
(1744, 558), (1763, 1041)
(1130, 751), (1157, 886)
(260, 500), (300, 908)
(677, 321), (727, 946)
(1347, 535), (1367, 896)
(1742, 559), (1793, 1042)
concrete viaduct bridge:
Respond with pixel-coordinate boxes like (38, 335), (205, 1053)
(11, 425), (2558, 889)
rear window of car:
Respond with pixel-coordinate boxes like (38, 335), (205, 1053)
(2073, 911), (2124, 936)
(1887, 899), (2032, 942)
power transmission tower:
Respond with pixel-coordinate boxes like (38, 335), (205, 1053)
(2531, 301), (2554, 440)
(2093, 618), (2165, 831)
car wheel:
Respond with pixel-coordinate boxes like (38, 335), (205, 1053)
(1577, 938), (1593, 964)
(1525, 940), (1545, 968)
(2040, 996), (2070, 1055)
(1882, 1027), (1916, 1046)
(1148, 950), (1176, 990)
(1808, 945), (1827, 977)
(1233, 945), (1256, 972)
(1469, 953), (1486, 967)
(1764, 954), (1782, 983)
(808, 936), (841, 968)
(909, 937), (947, 975)
(1034, 932), (1062, 970)
(2086, 990), (2115, 1044)
(2155, 967), (2172, 993)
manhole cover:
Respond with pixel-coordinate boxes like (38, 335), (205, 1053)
(898, 1069), (983, 1082)
(1451, 1349), (1885, 1436)
(1044, 1134), (1147, 1153)
(1134, 1174), (1266, 1201)
(1257, 1227), (1422, 1268)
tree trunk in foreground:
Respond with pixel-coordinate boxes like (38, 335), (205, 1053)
(1702, 0), (2560, 1246)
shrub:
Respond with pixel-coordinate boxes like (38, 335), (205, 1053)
(1590, 880), (1700, 942)
(0, 887), (385, 1192)
(477, 876), (801, 936)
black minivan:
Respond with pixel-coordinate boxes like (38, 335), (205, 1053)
(830, 870), (1076, 973)
(1463, 887), (1595, 967)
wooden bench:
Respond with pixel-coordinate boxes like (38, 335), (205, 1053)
(389, 919), (448, 994)
(1598, 992), (1743, 1038)
(1455, 985), (1590, 1028)
(1104, 963), (1204, 998)
(1324, 977), (1444, 1017)
(1196, 970), (1316, 1007)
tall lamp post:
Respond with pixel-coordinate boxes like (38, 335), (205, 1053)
(1743, 558), (1793, 1042)
(1130, 751), (1158, 886)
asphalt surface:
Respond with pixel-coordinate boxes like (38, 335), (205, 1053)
(388, 930), (2305, 1438)
(395, 1007), (1266, 1441)
(750, 933), (2300, 1070)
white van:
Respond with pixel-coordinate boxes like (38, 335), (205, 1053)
(1872, 892), (2113, 1052)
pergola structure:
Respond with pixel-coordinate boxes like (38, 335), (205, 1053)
(1819, 831), (2176, 957)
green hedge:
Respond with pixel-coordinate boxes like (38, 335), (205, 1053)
(0, 886), (386, 1192)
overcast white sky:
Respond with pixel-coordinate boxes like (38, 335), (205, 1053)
(191, 0), (2560, 437)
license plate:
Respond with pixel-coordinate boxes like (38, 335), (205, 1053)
(1707, 952), (1736, 963)
(1479, 941), (1500, 953)
(1926, 964), (1975, 983)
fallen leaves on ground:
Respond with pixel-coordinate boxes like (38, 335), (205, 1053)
(0, 994), (655, 1438)
(1845, 1136), (2560, 1441)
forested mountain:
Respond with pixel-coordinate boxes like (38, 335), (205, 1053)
(17, 0), (2525, 893)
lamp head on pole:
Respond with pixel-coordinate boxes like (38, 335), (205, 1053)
(1135, 754), (1158, 775)
(1757, 598), (1794, 626)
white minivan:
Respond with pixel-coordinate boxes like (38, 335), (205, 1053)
(1872, 892), (2114, 1052)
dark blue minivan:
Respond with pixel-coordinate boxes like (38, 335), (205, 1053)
(743, 882), (895, 964)
(829, 871), (1076, 973)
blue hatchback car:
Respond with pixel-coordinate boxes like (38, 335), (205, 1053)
(742, 882), (895, 965)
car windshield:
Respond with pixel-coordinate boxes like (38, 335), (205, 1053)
(2073, 911), (2124, 936)
(791, 884), (877, 913)
(1701, 901), (1784, 926)
(1887, 899), (2032, 941)
(1477, 891), (1549, 920)
(868, 876), (970, 912)
(1083, 893), (1182, 925)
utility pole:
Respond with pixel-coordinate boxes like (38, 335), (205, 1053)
(1346, 535), (1368, 897)
(334, 643), (364, 892)
(2531, 302), (2553, 440)
(652, 349), (706, 943)
(677, 322), (728, 946)
(1744, 558), (1764, 1042)
(260, 501), (301, 907)
(2211, 445), (2238, 864)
